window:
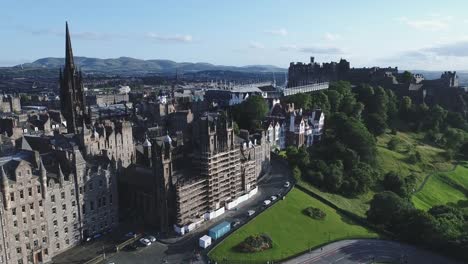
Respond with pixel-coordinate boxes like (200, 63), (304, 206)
(53, 220), (57, 226)
(13, 220), (17, 227)
(65, 239), (69, 245)
(72, 201), (75, 206)
(54, 231), (58, 238)
(33, 240), (38, 247)
(73, 223), (78, 230)
(28, 188), (32, 196)
(90, 201), (94, 211)
(21, 206), (25, 212)
(25, 243), (30, 250)
(82, 204), (86, 215)
(61, 192), (65, 199)
(24, 231), (29, 238)
(23, 218), (26, 224)
(70, 189), (74, 196)
(12, 208), (16, 216)
(16, 247), (21, 254)
(41, 225), (45, 231)
(42, 237), (47, 243)
(10, 193), (14, 202)
(52, 207), (56, 214)
(18, 259), (23, 264)
(64, 227), (68, 233)
(44, 248), (48, 255)
(63, 216), (67, 223)
(32, 229), (36, 235)
(51, 195), (55, 203)
(72, 212), (76, 219)
(37, 186), (41, 194)
(19, 190), (23, 199)
(29, 203), (33, 210)
(39, 200), (42, 207)
(40, 211), (43, 218)
(56, 243), (60, 249)
(79, 187), (83, 194)
(14, 234), (19, 241)
(62, 204), (66, 210)
(31, 215), (35, 221)
(17, 172), (21, 177)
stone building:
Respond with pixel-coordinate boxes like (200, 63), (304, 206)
(120, 111), (270, 234)
(0, 95), (21, 114)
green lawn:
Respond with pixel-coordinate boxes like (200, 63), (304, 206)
(296, 131), (453, 218)
(208, 188), (378, 263)
(412, 162), (468, 210)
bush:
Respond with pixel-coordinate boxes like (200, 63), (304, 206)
(303, 207), (327, 220)
(237, 234), (273, 253)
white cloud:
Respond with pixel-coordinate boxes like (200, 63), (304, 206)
(280, 44), (343, 54)
(396, 16), (451, 31)
(264, 28), (288, 36)
(146, 33), (193, 43)
(249, 41), (265, 49)
(324, 32), (341, 41)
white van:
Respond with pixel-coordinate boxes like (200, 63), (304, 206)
(263, 200), (271, 206)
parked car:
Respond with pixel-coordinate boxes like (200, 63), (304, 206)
(263, 199), (271, 206)
(139, 238), (152, 246)
(124, 243), (137, 251)
(271, 195), (277, 201)
(284, 181), (290, 188)
(247, 210), (255, 216)
(146, 235), (157, 243)
(232, 220), (241, 228)
(93, 233), (102, 239)
(124, 232), (135, 238)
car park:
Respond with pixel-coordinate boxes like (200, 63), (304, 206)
(139, 238), (152, 246)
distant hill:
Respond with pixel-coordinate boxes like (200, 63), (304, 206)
(15, 57), (287, 75)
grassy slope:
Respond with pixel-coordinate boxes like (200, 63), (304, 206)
(297, 131), (451, 218)
(208, 188), (377, 263)
(412, 162), (468, 210)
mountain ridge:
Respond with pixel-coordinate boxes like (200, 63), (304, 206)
(14, 57), (287, 74)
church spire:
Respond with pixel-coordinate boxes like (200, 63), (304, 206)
(65, 22), (75, 69)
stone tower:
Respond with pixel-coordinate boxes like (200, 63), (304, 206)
(60, 22), (87, 134)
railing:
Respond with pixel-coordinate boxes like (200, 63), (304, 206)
(283, 82), (329, 96)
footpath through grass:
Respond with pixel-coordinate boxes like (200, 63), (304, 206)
(208, 188), (377, 263)
(412, 162), (468, 210)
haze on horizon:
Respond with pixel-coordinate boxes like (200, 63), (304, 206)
(1, 0), (468, 71)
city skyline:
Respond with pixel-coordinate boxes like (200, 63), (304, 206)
(1, 0), (468, 70)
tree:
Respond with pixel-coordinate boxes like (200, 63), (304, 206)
(399, 96), (412, 121)
(324, 160), (343, 192)
(292, 166), (302, 181)
(232, 95), (268, 131)
(325, 89), (342, 113)
(367, 191), (413, 228)
(365, 113), (387, 136)
(283, 93), (312, 110)
(401, 71), (412, 83)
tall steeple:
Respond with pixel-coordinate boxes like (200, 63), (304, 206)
(60, 22), (88, 134)
(65, 22), (75, 70)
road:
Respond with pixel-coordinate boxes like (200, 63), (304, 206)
(283, 239), (463, 264)
(103, 160), (292, 264)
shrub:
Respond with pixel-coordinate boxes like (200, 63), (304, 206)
(303, 207), (327, 220)
(237, 234), (273, 253)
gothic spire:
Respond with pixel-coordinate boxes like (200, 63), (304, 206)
(65, 22), (75, 70)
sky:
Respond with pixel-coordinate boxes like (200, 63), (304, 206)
(1, 0), (468, 70)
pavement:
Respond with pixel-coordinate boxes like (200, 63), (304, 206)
(283, 239), (463, 264)
(101, 160), (292, 264)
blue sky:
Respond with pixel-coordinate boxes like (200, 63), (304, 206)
(1, 0), (468, 70)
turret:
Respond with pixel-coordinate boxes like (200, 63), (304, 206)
(1, 166), (10, 210)
(58, 163), (65, 187)
(39, 160), (47, 198)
